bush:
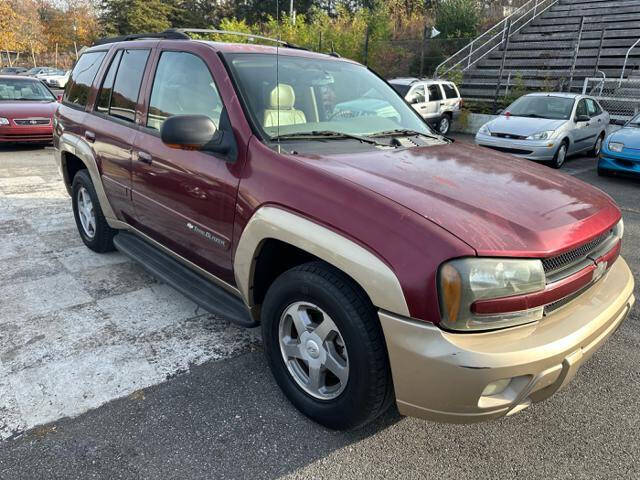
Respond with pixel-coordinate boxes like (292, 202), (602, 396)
(435, 0), (480, 39)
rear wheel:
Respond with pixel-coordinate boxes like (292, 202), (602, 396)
(261, 261), (393, 430)
(551, 140), (569, 169)
(71, 169), (116, 253)
(438, 114), (451, 135)
(591, 133), (605, 157)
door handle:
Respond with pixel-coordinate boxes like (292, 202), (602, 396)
(138, 151), (153, 164)
(598, 118), (602, 123)
(84, 130), (95, 143)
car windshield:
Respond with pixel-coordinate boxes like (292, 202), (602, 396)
(506, 96), (575, 120)
(225, 53), (434, 140)
(627, 114), (640, 126)
(0, 78), (55, 101)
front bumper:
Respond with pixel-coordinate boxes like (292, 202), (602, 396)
(599, 153), (640, 176)
(380, 256), (635, 423)
(0, 125), (53, 143)
(475, 132), (559, 161)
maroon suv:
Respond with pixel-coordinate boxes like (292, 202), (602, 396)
(54, 30), (635, 430)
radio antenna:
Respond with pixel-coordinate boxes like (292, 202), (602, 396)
(276, 0), (281, 152)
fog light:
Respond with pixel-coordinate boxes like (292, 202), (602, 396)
(482, 378), (511, 397)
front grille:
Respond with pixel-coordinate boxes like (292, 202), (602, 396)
(14, 118), (50, 126)
(491, 132), (528, 140)
(542, 230), (612, 275)
(486, 146), (533, 155)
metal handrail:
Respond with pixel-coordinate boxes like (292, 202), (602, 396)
(619, 38), (640, 84)
(435, 0), (559, 78)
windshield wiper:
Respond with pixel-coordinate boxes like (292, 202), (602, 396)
(271, 130), (387, 146)
(369, 128), (444, 141)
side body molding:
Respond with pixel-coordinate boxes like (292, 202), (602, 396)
(56, 132), (119, 225)
(234, 206), (411, 317)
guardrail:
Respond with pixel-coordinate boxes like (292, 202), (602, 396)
(435, 0), (559, 79)
(619, 38), (640, 85)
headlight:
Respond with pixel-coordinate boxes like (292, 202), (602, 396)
(609, 142), (624, 153)
(478, 124), (491, 135)
(0, 117), (9, 126)
(527, 130), (555, 140)
(438, 258), (545, 332)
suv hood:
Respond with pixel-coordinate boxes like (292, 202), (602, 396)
(301, 141), (619, 257)
(486, 116), (566, 137)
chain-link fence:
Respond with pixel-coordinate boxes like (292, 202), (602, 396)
(583, 77), (640, 123)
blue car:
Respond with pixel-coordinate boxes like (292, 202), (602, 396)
(599, 114), (640, 177)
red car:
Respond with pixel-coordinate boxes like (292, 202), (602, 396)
(54, 31), (634, 430)
(0, 75), (58, 144)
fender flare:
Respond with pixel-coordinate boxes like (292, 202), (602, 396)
(56, 132), (120, 226)
(234, 206), (410, 317)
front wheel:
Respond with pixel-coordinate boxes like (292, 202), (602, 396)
(551, 140), (569, 169)
(261, 261), (394, 430)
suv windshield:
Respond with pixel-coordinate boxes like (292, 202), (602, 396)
(506, 96), (575, 120)
(225, 53), (434, 140)
(0, 78), (55, 101)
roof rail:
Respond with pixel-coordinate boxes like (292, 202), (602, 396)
(93, 30), (189, 46)
(172, 28), (306, 50)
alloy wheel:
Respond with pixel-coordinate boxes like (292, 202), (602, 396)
(278, 301), (349, 400)
(76, 186), (96, 239)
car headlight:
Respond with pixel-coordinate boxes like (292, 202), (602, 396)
(0, 117), (9, 126)
(478, 124), (491, 135)
(527, 130), (555, 140)
(438, 258), (545, 332)
(609, 142), (624, 153)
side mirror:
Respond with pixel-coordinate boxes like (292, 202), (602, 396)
(575, 114), (590, 123)
(161, 114), (235, 161)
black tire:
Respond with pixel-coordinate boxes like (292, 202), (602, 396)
(597, 167), (609, 177)
(261, 261), (394, 430)
(71, 169), (116, 253)
(438, 113), (452, 135)
(591, 133), (605, 157)
(551, 139), (569, 169)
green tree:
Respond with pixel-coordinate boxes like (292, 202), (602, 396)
(100, 0), (172, 35)
(435, 0), (479, 38)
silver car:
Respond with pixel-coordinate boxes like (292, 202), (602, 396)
(475, 93), (609, 168)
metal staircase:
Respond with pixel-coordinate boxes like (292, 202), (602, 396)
(439, 0), (640, 102)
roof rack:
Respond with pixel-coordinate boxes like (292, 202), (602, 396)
(93, 30), (189, 46)
(172, 28), (306, 50)
(92, 28), (308, 51)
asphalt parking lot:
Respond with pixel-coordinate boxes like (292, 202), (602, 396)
(0, 140), (638, 479)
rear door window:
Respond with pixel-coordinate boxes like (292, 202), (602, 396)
(427, 84), (443, 102)
(64, 51), (107, 108)
(95, 50), (123, 114)
(107, 49), (150, 122)
(146, 51), (223, 131)
(585, 98), (600, 117)
(442, 83), (458, 99)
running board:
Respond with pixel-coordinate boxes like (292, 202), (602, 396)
(113, 232), (257, 328)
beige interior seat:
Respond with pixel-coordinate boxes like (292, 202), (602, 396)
(263, 83), (307, 127)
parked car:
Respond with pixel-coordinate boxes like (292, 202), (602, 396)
(35, 68), (65, 80)
(388, 77), (462, 135)
(0, 66), (28, 75)
(41, 70), (71, 89)
(54, 33), (634, 430)
(475, 93), (609, 169)
(0, 75), (58, 144)
(21, 66), (59, 77)
(599, 113), (640, 177)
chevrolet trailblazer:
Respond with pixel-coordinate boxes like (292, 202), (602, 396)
(54, 29), (635, 430)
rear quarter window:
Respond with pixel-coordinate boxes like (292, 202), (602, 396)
(442, 83), (459, 99)
(63, 51), (107, 108)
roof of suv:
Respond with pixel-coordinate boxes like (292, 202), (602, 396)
(388, 77), (456, 86)
(84, 38), (355, 63)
